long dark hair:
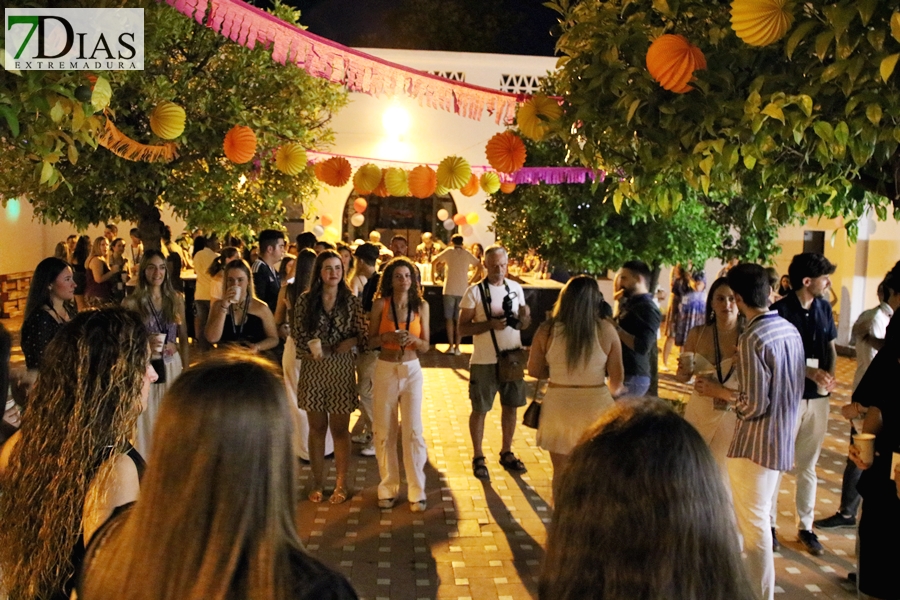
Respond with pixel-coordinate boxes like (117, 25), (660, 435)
(24, 257), (74, 320)
(704, 277), (745, 329)
(540, 398), (754, 600)
(208, 247), (241, 277)
(286, 248), (317, 308)
(73, 235), (91, 267)
(303, 250), (351, 334)
(377, 256), (424, 313)
(548, 275), (604, 372)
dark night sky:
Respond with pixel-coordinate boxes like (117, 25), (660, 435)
(267, 0), (560, 56)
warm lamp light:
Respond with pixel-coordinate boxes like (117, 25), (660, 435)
(382, 105), (411, 136)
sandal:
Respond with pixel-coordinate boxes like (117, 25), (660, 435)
(308, 488), (324, 503)
(472, 456), (490, 480)
(499, 451), (527, 473)
(329, 486), (349, 505)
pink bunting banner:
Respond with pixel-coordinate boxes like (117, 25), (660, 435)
(163, 0), (530, 123)
(305, 151), (605, 186)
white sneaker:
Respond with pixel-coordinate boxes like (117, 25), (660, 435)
(410, 500), (427, 512)
(351, 432), (372, 445)
(378, 498), (396, 509)
(451, 348), (462, 356)
(360, 443), (376, 456)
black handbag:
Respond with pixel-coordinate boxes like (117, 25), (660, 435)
(522, 396), (541, 429)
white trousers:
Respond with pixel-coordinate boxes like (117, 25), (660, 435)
(283, 336), (333, 460)
(355, 350), (378, 431)
(373, 359), (426, 502)
(729, 457), (781, 600)
(769, 398), (829, 530)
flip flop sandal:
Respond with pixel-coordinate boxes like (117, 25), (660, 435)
(499, 451), (527, 473)
(472, 456), (490, 480)
(329, 486), (350, 504)
(308, 488), (324, 503)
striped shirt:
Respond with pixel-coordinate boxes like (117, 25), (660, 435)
(728, 311), (806, 471)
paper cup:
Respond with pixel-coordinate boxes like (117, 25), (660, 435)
(679, 352), (695, 373)
(308, 338), (323, 359)
(855, 433), (876, 465)
(230, 285), (242, 303)
(149, 333), (167, 356)
(816, 384), (829, 396)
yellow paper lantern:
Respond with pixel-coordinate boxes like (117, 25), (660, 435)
(646, 34), (707, 94)
(435, 184), (449, 196)
(485, 131), (527, 173)
(500, 182), (517, 194)
(353, 163), (382, 194)
(385, 167), (410, 196)
(315, 156), (352, 187)
(460, 173), (480, 197)
(408, 165), (437, 199)
(149, 101), (185, 140)
(275, 143), (307, 176)
(516, 95), (562, 141)
(467, 212), (481, 225)
(223, 125), (257, 164)
(731, 0), (794, 47)
(372, 169), (390, 197)
(437, 156), (472, 190)
(479, 172), (501, 194)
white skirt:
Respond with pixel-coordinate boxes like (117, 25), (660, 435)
(134, 352), (183, 459)
(537, 385), (615, 455)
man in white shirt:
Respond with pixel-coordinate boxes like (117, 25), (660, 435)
(458, 245), (531, 480)
(434, 234), (481, 355)
(192, 234), (220, 352)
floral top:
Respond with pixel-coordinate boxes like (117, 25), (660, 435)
(291, 292), (367, 358)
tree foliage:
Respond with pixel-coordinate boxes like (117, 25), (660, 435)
(0, 0), (346, 244)
(548, 0), (900, 232)
(484, 137), (784, 273)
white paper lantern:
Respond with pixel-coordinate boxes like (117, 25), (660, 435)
(461, 224), (474, 237)
(350, 213), (365, 227)
(312, 224), (325, 237)
(442, 219), (455, 230)
(437, 208), (449, 221)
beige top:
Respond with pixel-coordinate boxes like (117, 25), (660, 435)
(546, 324), (608, 387)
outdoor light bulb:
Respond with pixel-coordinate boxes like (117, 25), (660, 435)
(383, 105), (411, 136)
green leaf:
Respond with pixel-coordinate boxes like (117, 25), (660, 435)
(743, 154), (757, 170)
(798, 94), (813, 117)
(821, 61), (847, 82)
(699, 155), (714, 176)
(626, 98), (641, 124)
(881, 54), (900, 82)
(815, 31), (834, 62)
(866, 104), (883, 125)
(0, 105), (19, 137)
(91, 77), (112, 112)
(857, 0), (877, 26)
(786, 20), (817, 60)
(813, 121), (834, 142)
(50, 101), (64, 123)
(39, 161), (53, 184)
(761, 103), (785, 123)
(613, 189), (624, 213)
(67, 144), (78, 165)
(892, 13), (900, 43)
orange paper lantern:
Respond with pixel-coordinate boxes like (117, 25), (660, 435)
(408, 165), (437, 198)
(516, 95), (562, 141)
(353, 198), (368, 213)
(372, 169), (390, 197)
(453, 213), (468, 226)
(485, 131), (527, 173)
(223, 125), (257, 164)
(460, 173), (480, 197)
(500, 182), (517, 194)
(646, 34), (707, 93)
(316, 156), (352, 187)
(321, 214), (333, 227)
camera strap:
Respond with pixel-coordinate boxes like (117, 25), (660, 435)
(480, 279), (510, 364)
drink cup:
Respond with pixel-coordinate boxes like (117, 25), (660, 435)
(679, 352), (695, 373)
(854, 433), (876, 465)
(308, 338), (323, 359)
(149, 333), (167, 356)
(816, 383), (829, 396)
(230, 285), (242, 304)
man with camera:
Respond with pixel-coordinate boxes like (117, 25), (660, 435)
(459, 245), (532, 480)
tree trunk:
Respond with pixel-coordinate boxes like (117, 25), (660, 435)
(135, 203), (163, 253)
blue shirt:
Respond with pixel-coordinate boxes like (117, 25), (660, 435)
(770, 292), (837, 399)
(728, 311), (806, 471)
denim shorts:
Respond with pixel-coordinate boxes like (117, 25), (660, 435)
(443, 295), (462, 320)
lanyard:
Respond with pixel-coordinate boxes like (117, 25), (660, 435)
(390, 297), (412, 332)
(146, 297), (168, 342)
(229, 294), (251, 338)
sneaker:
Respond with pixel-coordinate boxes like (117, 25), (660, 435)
(771, 528), (780, 551)
(451, 347), (462, 356)
(351, 432), (372, 445)
(410, 500), (427, 512)
(377, 498), (395, 509)
(813, 512), (856, 529)
(360, 443), (376, 457)
(798, 529), (824, 556)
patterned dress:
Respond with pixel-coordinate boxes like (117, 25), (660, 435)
(674, 290), (706, 346)
(292, 291), (367, 414)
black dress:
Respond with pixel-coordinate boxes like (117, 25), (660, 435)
(218, 311), (267, 347)
(21, 307), (74, 370)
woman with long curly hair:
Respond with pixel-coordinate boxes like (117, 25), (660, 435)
(368, 256), (430, 511)
(0, 307), (157, 600)
(123, 250), (189, 458)
(291, 250), (367, 504)
(540, 398), (754, 600)
(77, 351), (358, 600)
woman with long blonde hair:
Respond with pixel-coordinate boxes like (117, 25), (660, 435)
(77, 351), (358, 600)
(123, 250), (189, 458)
(84, 236), (121, 306)
(0, 307), (157, 600)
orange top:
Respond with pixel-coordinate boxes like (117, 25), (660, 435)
(379, 297), (422, 350)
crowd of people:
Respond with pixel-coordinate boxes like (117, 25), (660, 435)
(1, 221), (898, 600)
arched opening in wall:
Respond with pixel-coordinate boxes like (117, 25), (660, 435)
(342, 192), (458, 255)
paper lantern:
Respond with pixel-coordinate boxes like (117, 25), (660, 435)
(372, 169), (390, 197)
(453, 213), (468, 226)
(149, 101), (185, 140)
(516, 95), (562, 141)
(460, 174), (480, 197)
(353, 198), (368, 213)
(408, 165), (437, 198)
(731, 0), (794, 47)
(437, 208), (450, 221)
(350, 213), (365, 227)
(385, 167), (410, 196)
(485, 131), (527, 173)
(275, 142), (307, 176)
(500, 182), (517, 194)
(479, 172), (501, 194)
(321, 214), (333, 227)
(443, 219), (455, 230)
(312, 224), (325, 237)
(436, 156), (472, 190)
(353, 163), (382, 194)
(467, 212), (481, 225)
(646, 34), (707, 93)
(316, 156), (352, 187)
(323, 226), (340, 242)
(223, 125), (257, 164)
(461, 225), (474, 237)
(435, 184), (449, 196)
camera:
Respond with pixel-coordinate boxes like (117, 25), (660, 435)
(501, 293), (520, 329)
